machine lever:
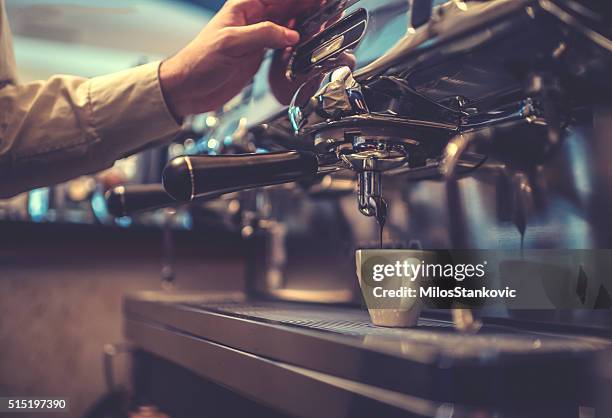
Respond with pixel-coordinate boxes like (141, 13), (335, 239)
(105, 184), (177, 217)
(410, 0), (434, 29)
(163, 151), (319, 202)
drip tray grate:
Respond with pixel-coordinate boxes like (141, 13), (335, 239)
(196, 302), (452, 335)
(184, 301), (610, 356)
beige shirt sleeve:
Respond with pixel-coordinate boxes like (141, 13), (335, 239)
(0, 0), (181, 198)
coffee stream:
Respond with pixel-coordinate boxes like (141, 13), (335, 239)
(375, 195), (387, 249)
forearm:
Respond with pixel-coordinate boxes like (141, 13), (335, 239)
(0, 61), (180, 198)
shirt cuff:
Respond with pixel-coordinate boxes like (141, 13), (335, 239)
(87, 61), (182, 161)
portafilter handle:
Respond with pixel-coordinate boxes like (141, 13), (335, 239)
(162, 151), (320, 202)
(105, 184), (177, 217)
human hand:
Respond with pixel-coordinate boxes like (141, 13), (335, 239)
(159, 0), (322, 118)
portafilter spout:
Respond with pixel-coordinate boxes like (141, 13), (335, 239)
(340, 146), (408, 228)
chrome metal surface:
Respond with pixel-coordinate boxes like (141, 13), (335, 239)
(124, 293), (612, 413)
(189, 300), (609, 351)
(289, 66), (369, 135)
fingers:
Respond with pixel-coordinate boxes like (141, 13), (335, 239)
(228, 0), (324, 25)
(256, 0), (323, 12)
(266, 0), (324, 24)
(224, 21), (300, 56)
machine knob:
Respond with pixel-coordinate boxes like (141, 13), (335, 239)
(105, 184), (177, 217)
(163, 151), (319, 202)
(289, 66), (368, 135)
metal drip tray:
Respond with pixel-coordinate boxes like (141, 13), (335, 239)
(194, 301), (443, 334)
(124, 293), (611, 410)
(186, 301), (609, 357)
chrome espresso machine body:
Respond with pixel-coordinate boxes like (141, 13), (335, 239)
(151, 0), (612, 310)
(115, 1), (612, 416)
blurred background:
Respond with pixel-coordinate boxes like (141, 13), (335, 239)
(0, 2), (240, 418)
(5, 0), (216, 81)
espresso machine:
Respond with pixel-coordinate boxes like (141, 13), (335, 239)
(107, 1), (612, 416)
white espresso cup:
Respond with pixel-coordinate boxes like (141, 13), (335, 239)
(355, 249), (436, 328)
